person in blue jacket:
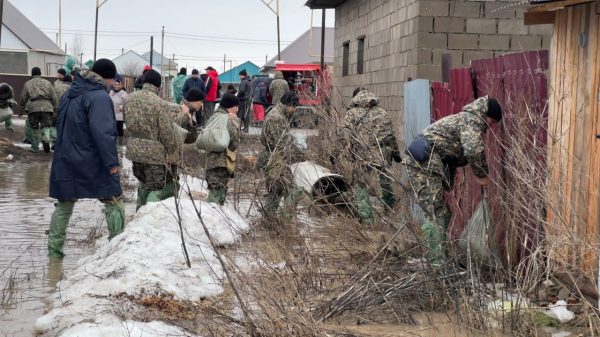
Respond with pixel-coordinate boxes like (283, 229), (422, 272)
(48, 59), (125, 259)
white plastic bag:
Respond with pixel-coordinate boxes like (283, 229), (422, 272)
(459, 196), (501, 266)
(0, 107), (12, 123)
(545, 300), (575, 323)
(195, 113), (230, 152)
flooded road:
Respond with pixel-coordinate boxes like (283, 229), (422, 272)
(0, 161), (134, 336)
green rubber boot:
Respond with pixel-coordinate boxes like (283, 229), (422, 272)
(48, 201), (75, 259)
(355, 186), (374, 225)
(421, 214), (451, 264)
(207, 188), (227, 205)
(146, 181), (178, 203)
(30, 127), (40, 152)
(24, 119), (34, 143)
(4, 116), (13, 131)
(136, 184), (151, 211)
(103, 198), (125, 240)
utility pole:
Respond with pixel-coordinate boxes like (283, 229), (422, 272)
(65, 43), (67, 55)
(121, 48), (124, 55)
(79, 53), (83, 67)
(93, 0), (109, 61)
(58, 0), (62, 49)
(320, 9), (326, 70)
(260, 0), (281, 61)
(0, 0), (4, 47)
(223, 54), (226, 74)
(160, 26), (165, 97)
(149, 36), (154, 67)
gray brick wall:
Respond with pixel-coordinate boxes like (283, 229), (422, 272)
(332, 0), (550, 127)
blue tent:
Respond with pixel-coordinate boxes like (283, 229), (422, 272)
(219, 61), (260, 84)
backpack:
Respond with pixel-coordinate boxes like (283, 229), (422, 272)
(195, 113), (230, 152)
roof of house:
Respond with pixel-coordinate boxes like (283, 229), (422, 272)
(141, 50), (176, 70)
(219, 61), (261, 84)
(2, 0), (62, 52)
(264, 27), (334, 68)
(305, 0), (347, 9)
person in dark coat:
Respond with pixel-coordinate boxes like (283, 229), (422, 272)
(182, 69), (207, 125)
(237, 69), (252, 132)
(48, 58), (125, 259)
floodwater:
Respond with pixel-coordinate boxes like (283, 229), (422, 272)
(0, 161), (134, 337)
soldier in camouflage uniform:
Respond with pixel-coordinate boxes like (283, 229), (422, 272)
(269, 71), (289, 106)
(258, 91), (304, 216)
(0, 83), (17, 131)
(124, 70), (184, 211)
(404, 96), (502, 261)
(203, 93), (241, 205)
(20, 67), (57, 153)
(339, 88), (401, 224)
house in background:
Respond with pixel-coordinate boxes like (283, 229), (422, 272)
(142, 50), (177, 77)
(306, 0), (552, 122)
(0, 0), (64, 75)
(112, 51), (152, 76)
(262, 27), (334, 72)
(219, 61), (260, 86)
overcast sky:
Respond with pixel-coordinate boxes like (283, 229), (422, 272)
(9, 0), (335, 72)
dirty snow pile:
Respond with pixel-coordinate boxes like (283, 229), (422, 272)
(34, 194), (249, 337)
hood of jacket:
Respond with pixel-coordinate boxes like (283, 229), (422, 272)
(274, 71), (284, 80)
(461, 95), (489, 121)
(142, 83), (160, 94)
(68, 71), (106, 98)
(350, 90), (380, 108)
(207, 70), (219, 79)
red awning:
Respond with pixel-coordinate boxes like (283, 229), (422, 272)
(275, 64), (322, 72)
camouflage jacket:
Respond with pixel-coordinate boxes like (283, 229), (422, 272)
(20, 76), (57, 113)
(340, 90), (400, 169)
(54, 81), (71, 102)
(204, 107), (240, 170)
(124, 83), (181, 165)
(420, 96), (490, 178)
(259, 103), (302, 177)
(0, 83), (15, 109)
(269, 71), (289, 105)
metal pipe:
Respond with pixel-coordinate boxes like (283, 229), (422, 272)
(291, 161), (349, 204)
(0, 0), (4, 47)
(149, 36), (154, 67)
(161, 26), (165, 97)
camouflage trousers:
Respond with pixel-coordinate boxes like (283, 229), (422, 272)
(206, 167), (230, 205)
(405, 156), (452, 261)
(132, 162), (178, 211)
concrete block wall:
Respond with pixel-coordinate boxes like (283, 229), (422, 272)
(415, 0), (552, 81)
(333, 0), (419, 124)
(332, 0), (553, 124)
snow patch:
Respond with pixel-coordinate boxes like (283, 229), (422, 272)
(35, 195), (249, 336)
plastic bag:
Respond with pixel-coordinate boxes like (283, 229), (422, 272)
(195, 113), (230, 152)
(172, 123), (189, 144)
(0, 107), (12, 123)
(459, 196), (501, 266)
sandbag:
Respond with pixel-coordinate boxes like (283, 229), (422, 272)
(459, 196), (501, 266)
(195, 113), (229, 152)
(0, 107), (12, 123)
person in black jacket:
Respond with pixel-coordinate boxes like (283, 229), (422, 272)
(182, 69), (206, 98)
(237, 69), (252, 132)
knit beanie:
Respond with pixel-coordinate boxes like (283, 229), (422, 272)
(280, 91), (300, 107)
(91, 59), (117, 79)
(0, 83), (11, 97)
(487, 98), (502, 122)
(179, 67), (187, 76)
(57, 68), (67, 76)
(352, 87), (366, 98)
(185, 88), (205, 102)
(31, 67), (41, 76)
(239, 69), (247, 76)
(143, 69), (162, 88)
(220, 93), (239, 109)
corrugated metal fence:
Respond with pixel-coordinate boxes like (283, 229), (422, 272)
(430, 50), (549, 266)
